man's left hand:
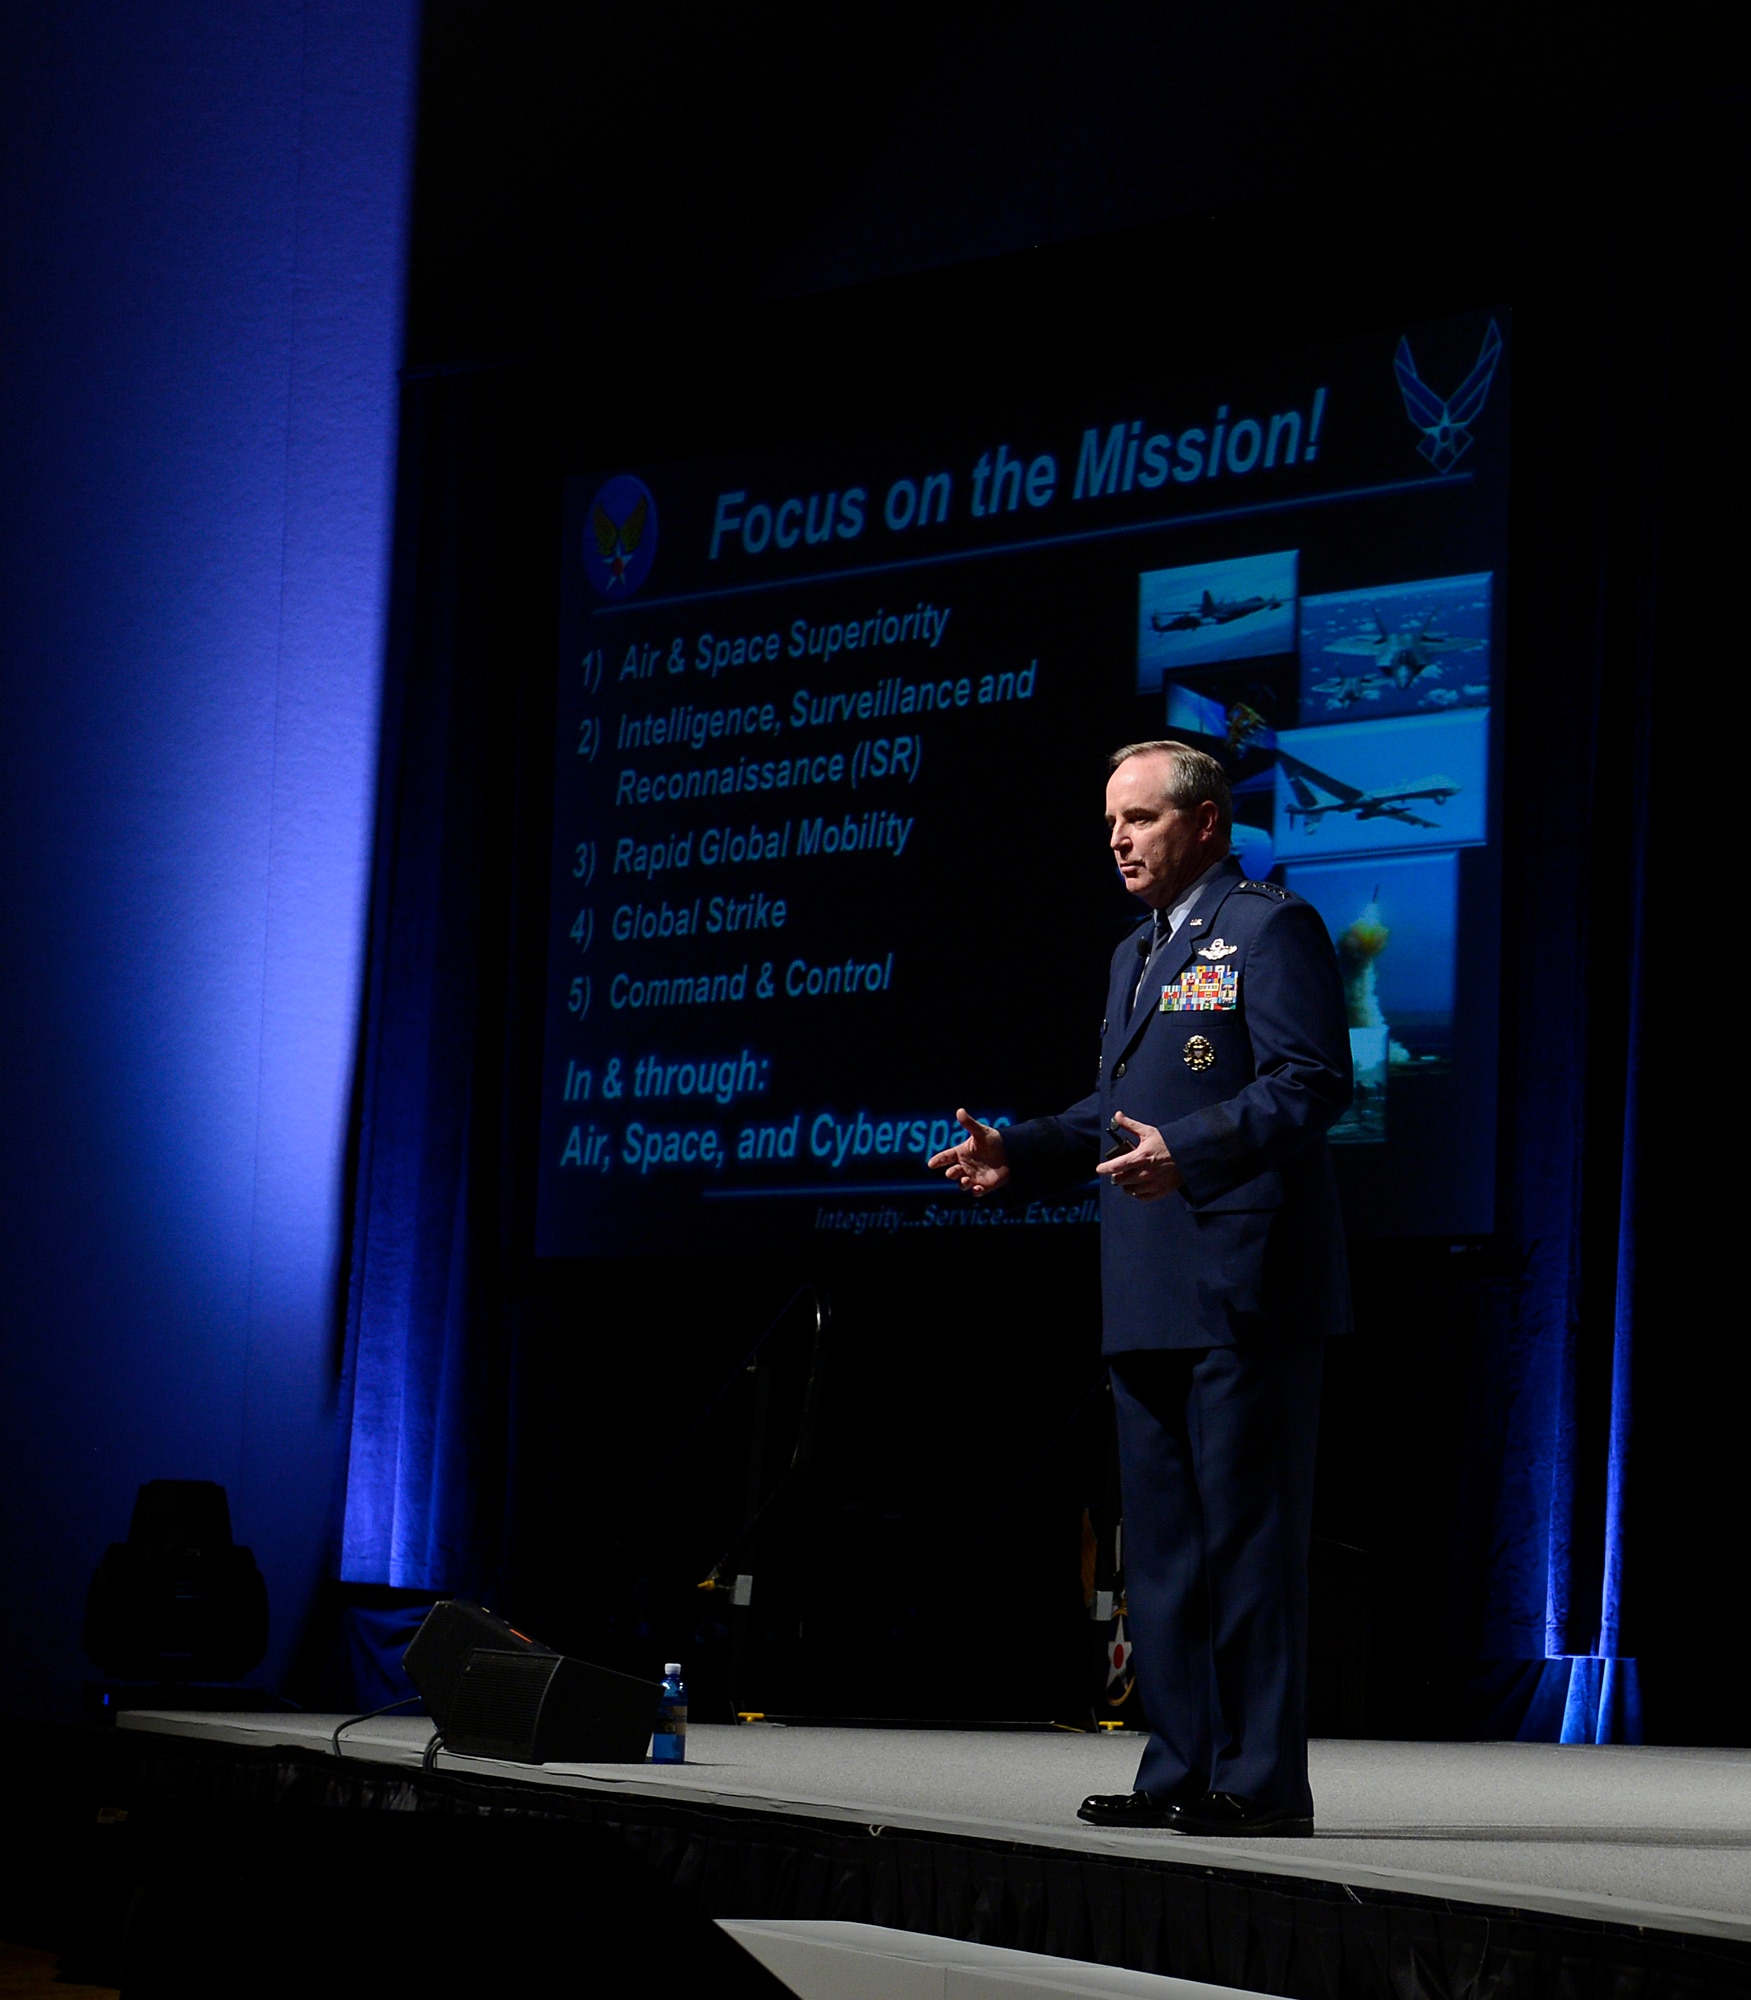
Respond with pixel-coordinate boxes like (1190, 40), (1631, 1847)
(1095, 1111), (1184, 1201)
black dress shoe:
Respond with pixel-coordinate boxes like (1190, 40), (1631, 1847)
(1161, 1791), (1314, 1837)
(1076, 1789), (1196, 1828)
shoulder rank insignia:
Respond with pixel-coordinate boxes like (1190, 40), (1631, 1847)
(1196, 937), (1238, 960)
(1237, 879), (1289, 900)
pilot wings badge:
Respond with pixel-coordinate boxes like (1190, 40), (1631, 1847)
(1196, 938), (1239, 960)
(1394, 318), (1502, 474)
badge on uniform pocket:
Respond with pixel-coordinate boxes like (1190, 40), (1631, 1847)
(1160, 964), (1238, 1011)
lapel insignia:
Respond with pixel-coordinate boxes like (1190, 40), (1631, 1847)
(1196, 937), (1238, 960)
(1160, 964), (1239, 1012)
(1183, 1034), (1216, 1071)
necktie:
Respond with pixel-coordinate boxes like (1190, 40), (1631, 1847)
(1130, 913), (1174, 1017)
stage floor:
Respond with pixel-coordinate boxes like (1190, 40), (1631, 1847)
(118, 1713), (1751, 1945)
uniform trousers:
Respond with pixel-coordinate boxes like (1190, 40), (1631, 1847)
(1109, 1338), (1324, 1813)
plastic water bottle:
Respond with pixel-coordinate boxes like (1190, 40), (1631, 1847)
(653, 1661), (687, 1763)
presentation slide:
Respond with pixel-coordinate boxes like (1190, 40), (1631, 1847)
(538, 310), (1509, 1255)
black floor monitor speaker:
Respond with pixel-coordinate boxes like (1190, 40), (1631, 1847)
(447, 1648), (660, 1763)
(404, 1600), (660, 1763)
(402, 1599), (551, 1728)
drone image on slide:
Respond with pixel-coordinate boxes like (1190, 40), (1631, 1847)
(1278, 748), (1460, 832)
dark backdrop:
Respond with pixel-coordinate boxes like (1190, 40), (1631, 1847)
(402, 1), (1738, 364)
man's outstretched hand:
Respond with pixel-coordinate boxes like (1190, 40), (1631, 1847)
(926, 1108), (1011, 1197)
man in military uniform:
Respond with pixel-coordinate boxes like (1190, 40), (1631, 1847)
(927, 741), (1352, 1835)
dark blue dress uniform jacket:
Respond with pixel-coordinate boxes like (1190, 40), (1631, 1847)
(1003, 858), (1354, 1349)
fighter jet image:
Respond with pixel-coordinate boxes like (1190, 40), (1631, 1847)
(1278, 748), (1461, 831)
(1151, 589), (1285, 634)
(1311, 674), (1385, 711)
(1323, 609), (1481, 692)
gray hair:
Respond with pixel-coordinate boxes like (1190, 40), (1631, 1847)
(1108, 739), (1233, 841)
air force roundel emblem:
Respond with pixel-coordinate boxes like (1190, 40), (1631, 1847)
(584, 474), (658, 596)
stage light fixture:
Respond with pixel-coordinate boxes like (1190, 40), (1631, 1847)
(83, 1480), (269, 1683)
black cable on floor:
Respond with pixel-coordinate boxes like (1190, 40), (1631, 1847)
(330, 1693), (424, 1758)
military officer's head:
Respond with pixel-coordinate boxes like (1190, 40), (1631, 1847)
(1104, 740), (1231, 910)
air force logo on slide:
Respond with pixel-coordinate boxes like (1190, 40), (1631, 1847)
(584, 474), (658, 596)
(1394, 319), (1503, 474)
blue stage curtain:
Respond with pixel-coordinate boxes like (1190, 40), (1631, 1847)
(337, 365), (535, 1590)
(1448, 103), (1741, 1739)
